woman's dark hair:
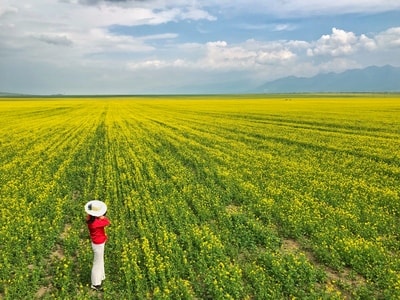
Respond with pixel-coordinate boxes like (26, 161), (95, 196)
(86, 215), (96, 224)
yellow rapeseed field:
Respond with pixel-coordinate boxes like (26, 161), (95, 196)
(0, 94), (399, 299)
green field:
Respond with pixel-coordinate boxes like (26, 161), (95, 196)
(0, 95), (399, 299)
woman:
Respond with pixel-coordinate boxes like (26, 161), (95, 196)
(85, 200), (110, 291)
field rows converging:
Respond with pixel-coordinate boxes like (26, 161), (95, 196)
(0, 96), (399, 299)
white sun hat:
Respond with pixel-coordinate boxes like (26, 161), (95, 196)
(85, 200), (107, 217)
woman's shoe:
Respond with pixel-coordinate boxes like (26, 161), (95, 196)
(90, 284), (103, 291)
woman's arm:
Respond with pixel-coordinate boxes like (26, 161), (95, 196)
(94, 216), (111, 227)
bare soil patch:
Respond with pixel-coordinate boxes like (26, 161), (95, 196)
(281, 238), (366, 298)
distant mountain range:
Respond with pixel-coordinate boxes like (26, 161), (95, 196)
(255, 65), (400, 93)
(1, 65), (399, 95)
(0, 92), (24, 96)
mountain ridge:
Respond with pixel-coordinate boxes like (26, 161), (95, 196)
(256, 65), (400, 93)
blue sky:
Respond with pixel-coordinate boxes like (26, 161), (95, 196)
(0, 0), (399, 94)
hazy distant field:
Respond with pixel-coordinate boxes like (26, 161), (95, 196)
(0, 95), (399, 299)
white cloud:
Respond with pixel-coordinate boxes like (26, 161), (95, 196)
(64, 5), (194, 28)
(256, 49), (295, 64)
(217, 0), (400, 17)
(202, 42), (256, 69)
(307, 28), (376, 57)
(272, 23), (296, 32)
(0, 0), (400, 94)
(0, 6), (18, 17)
(375, 27), (400, 48)
(84, 28), (155, 53)
(124, 25), (400, 88)
(0, 0), (214, 50)
(237, 22), (297, 32)
(359, 34), (377, 51)
(127, 39), (297, 72)
(180, 8), (216, 21)
(128, 58), (186, 70)
(65, 2), (216, 27)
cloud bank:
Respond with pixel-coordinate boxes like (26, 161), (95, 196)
(0, 0), (399, 94)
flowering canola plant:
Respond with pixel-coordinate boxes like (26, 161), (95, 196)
(0, 95), (399, 299)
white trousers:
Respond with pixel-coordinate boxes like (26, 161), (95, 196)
(91, 242), (106, 286)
